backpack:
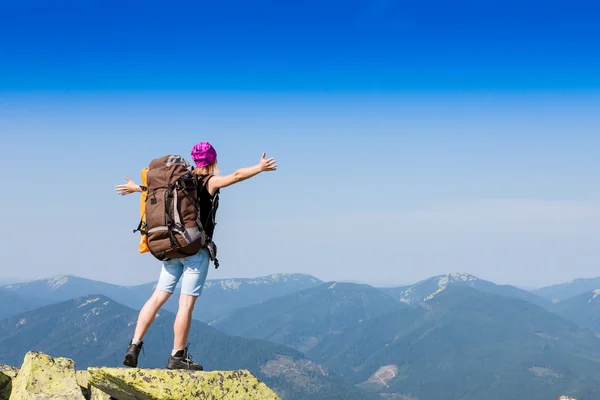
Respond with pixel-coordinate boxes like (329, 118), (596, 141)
(138, 167), (150, 254)
(134, 155), (220, 267)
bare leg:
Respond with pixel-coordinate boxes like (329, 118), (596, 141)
(173, 294), (198, 350)
(133, 289), (172, 341)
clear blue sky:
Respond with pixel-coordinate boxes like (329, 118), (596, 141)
(0, 0), (599, 287)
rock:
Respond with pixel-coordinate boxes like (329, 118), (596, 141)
(76, 371), (89, 399)
(88, 367), (280, 400)
(9, 351), (86, 400)
(89, 388), (112, 400)
(0, 367), (18, 379)
(76, 371), (110, 400)
(0, 365), (19, 400)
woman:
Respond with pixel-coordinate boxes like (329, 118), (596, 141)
(115, 142), (277, 370)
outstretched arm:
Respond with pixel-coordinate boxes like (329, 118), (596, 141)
(115, 176), (143, 196)
(207, 152), (277, 195)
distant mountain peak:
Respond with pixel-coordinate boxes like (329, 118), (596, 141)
(256, 273), (321, 283)
(73, 295), (114, 321)
(267, 273), (313, 280)
(418, 273), (480, 302)
(47, 275), (70, 290)
(384, 272), (551, 309)
(2, 274), (75, 291)
(440, 272), (479, 283)
(214, 279), (242, 291)
(203, 273), (322, 291)
(77, 296), (106, 308)
(389, 273), (483, 304)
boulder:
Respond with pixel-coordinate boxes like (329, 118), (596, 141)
(0, 365), (18, 400)
(9, 351), (86, 400)
(76, 371), (110, 400)
(88, 367), (280, 400)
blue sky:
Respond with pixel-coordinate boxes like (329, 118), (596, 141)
(2, 0), (599, 91)
(0, 0), (599, 287)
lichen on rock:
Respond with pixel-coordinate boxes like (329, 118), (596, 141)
(9, 351), (86, 400)
(88, 367), (280, 400)
(0, 365), (19, 400)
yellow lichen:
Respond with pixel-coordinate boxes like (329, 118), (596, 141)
(89, 367), (280, 400)
(9, 351), (86, 400)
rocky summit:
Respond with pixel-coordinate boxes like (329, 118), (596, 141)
(88, 368), (280, 400)
(1, 351), (279, 400)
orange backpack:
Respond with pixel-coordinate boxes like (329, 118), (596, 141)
(138, 168), (150, 253)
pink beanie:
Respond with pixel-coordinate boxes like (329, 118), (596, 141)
(190, 142), (217, 168)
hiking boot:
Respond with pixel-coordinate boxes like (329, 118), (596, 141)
(166, 346), (204, 371)
(123, 340), (143, 368)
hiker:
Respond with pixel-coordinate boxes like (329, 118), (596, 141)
(115, 142), (277, 370)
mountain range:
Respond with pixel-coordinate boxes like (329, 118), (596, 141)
(3, 271), (600, 399)
(307, 286), (600, 400)
(210, 282), (402, 352)
(0, 273), (322, 322)
(0, 295), (376, 400)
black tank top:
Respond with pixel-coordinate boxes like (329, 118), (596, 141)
(197, 176), (219, 239)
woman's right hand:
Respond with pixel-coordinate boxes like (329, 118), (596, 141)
(259, 153), (277, 172)
(115, 176), (141, 195)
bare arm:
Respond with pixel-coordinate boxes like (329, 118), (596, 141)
(207, 152), (277, 195)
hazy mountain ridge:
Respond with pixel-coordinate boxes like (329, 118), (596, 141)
(307, 286), (600, 400)
(204, 273), (320, 290)
(551, 288), (600, 331)
(0, 295), (376, 400)
(210, 281), (403, 352)
(0, 289), (41, 320)
(382, 272), (551, 308)
(535, 276), (600, 303)
(1, 275), (151, 307)
(0, 273), (323, 322)
(196, 273), (323, 321)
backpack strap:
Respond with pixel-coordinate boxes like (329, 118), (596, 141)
(133, 218), (147, 235)
(164, 192), (176, 248)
